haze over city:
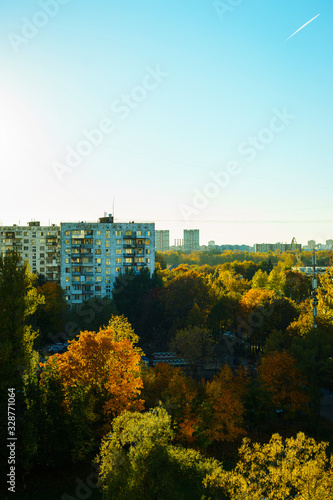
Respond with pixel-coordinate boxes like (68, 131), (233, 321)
(1, 1), (332, 245)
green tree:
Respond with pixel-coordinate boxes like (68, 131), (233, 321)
(251, 268), (268, 289)
(170, 326), (215, 378)
(96, 407), (223, 500)
(0, 251), (44, 475)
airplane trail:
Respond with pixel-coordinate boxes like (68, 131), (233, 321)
(285, 13), (320, 42)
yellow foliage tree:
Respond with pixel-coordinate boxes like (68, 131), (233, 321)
(200, 364), (249, 443)
(204, 432), (333, 499)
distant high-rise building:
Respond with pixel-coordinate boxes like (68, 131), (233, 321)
(308, 240), (316, 249)
(184, 229), (199, 252)
(0, 221), (60, 281)
(155, 230), (169, 252)
(326, 239), (333, 248)
(208, 240), (216, 247)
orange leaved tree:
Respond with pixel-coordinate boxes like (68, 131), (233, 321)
(258, 350), (309, 418)
(199, 364), (249, 445)
(40, 317), (144, 447)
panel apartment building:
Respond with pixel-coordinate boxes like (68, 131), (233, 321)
(155, 230), (169, 252)
(60, 215), (155, 306)
(184, 229), (199, 252)
(0, 221), (60, 281)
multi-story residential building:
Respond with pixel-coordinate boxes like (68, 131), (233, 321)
(0, 221), (60, 280)
(183, 229), (199, 252)
(255, 242), (302, 253)
(60, 215), (155, 306)
(155, 230), (170, 252)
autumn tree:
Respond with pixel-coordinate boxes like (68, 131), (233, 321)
(199, 364), (249, 445)
(267, 267), (286, 295)
(170, 326), (215, 378)
(40, 316), (144, 456)
(204, 432), (333, 500)
(96, 407), (222, 500)
(161, 268), (212, 331)
(258, 351), (309, 418)
(142, 362), (201, 444)
(251, 268), (268, 289)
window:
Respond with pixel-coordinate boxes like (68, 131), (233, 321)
(66, 277), (71, 282)
(40, 253), (44, 257)
(95, 240), (101, 245)
(116, 258), (121, 263)
(66, 285), (70, 290)
(40, 246), (44, 250)
(65, 268), (70, 273)
(126, 249), (133, 254)
(125, 231), (131, 236)
(115, 230), (121, 236)
(137, 230), (141, 236)
(106, 249), (110, 256)
(24, 239), (29, 243)
(146, 258), (151, 264)
(106, 241), (110, 247)
(146, 240), (151, 245)
(74, 277), (80, 282)
(95, 249), (101, 254)
(116, 239), (122, 245)
(40, 267), (44, 272)
(106, 258), (111, 265)
(95, 267), (101, 273)
(65, 258), (69, 263)
(65, 240), (70, 245)
(95, 286), (101, 291)
(116, 267), (121, 273)
(147, 231), (151, 236)
(125, 258), (132, 263)
(24, 232), (28, 236)
(115, 249), (121, 254)
(106, 268), (111, 275)
(146, 249), (150, 254)
(95, 276), (101, 282)
(96, 230), (101, 236)
(65, 230), (70, 236)
(95, 258), (101, 264)
(106, 231), (110, 238)
(24, 246), (28, 251)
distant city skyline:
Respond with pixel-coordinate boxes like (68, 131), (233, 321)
(2, 215), (332, 248)
(1, 1), (332, 245)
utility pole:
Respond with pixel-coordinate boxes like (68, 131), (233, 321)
(312, 247), (318, 330)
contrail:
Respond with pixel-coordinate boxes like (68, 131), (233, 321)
(285, 13), (320, 42)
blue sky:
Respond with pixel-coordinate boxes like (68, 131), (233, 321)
(0, 0), (332, 246)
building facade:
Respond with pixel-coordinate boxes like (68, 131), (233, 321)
(60, 215), (155, 306)
(0, 221), (60, 280)
(155, 230), (170, 252)
(183, 229), (199, 252)
(255, 242), (302, 253)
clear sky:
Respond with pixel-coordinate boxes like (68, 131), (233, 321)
(0, 0), (332, 246)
